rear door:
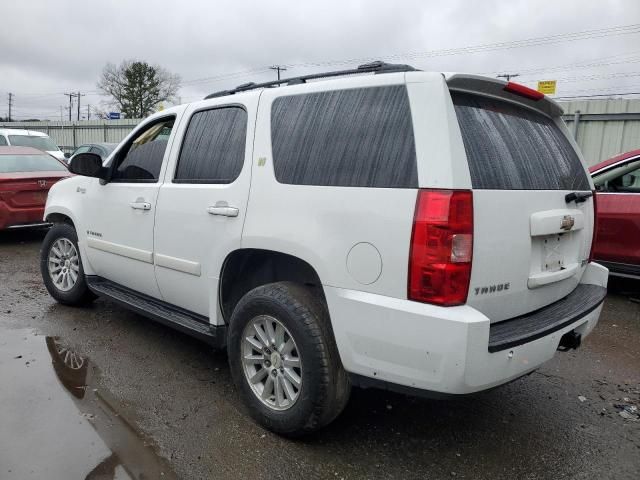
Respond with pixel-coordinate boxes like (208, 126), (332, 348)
(450, 88), (595, 322)
(153, 97), (256, 320)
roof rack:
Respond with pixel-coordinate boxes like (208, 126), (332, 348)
(204, 61), (418, 99)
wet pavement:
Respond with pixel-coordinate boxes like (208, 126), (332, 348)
(0, 228), (639, 479)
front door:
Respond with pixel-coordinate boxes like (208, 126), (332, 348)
(592, 156), (640, 268)
(153, 98), (256, 321)
(82, 115), (178, 298)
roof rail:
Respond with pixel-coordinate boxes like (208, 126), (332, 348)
(204, 61), (418, 99)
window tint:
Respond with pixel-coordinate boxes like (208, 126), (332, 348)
(271, 86), (417, 188)
(112, 118), (174, 182)
(0, 136), (7, 146)
(452, 92), (590, 190)
(175, 107), (247, 183)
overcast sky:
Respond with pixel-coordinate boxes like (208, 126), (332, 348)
(2, 0), (640, 120)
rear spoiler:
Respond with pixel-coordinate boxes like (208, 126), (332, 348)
(446, 74), (564, 118)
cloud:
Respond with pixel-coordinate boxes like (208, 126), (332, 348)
(1, 0), (639, 119)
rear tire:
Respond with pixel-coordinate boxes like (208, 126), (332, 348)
(228, 282), (350, 436)
(40, 223), (96, 306)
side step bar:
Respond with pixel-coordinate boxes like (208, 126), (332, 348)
(86, 276), (226, 349)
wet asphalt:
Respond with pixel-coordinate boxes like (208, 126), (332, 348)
(0, 229), (638, 480)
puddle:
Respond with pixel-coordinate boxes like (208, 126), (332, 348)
(0, 328), (177, 479)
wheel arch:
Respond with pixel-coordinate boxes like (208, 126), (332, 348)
(219, 248), (325, 322)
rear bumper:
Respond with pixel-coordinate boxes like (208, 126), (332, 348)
(325, 262), (608, 395)
(0, 204), (45, 230)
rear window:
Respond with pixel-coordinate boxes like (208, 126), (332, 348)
(452, 93), (590, 190)
(0, 154), (67, 173)
(271, 85), (418, 188)
(9, 135), (60, 152)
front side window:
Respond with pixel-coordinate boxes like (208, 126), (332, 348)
(593, 159), (640, 193)
(111, 117), (174, 182)
(174, 107), (247, 184)
(271, 86), (418, 188)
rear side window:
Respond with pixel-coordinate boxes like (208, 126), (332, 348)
(0, 136), (7, 146)
(452, 93), (590, 190)
(271, 86), (417, 188)
(175, 107), (247, 184)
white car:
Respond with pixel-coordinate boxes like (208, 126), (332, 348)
(0, 128), (66, 162)
(39, 62), (608, 436)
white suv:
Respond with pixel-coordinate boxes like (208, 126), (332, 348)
(40, 62), (608, 436)
(0, 128), (66, 162)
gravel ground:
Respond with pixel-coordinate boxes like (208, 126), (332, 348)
(0, 228), (638, 479)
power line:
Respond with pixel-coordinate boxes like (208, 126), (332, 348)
(497, 73), (520, 81)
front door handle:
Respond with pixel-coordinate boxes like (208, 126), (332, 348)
(130, 201), (151, 210)
(207, 202), (239, 217)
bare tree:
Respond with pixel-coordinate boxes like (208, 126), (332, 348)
(97, 60), (180, 118)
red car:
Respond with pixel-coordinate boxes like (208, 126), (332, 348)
(590, 148), (640, 278)
(0, 146), (71, 230)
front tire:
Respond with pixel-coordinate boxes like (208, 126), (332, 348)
(228, 282), (350, 436)
(40, 223), (95, 306)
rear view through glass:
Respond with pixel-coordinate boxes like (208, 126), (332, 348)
(0, 154), (66, 173)
(452, 92), (590, 190)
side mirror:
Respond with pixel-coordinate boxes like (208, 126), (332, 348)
(69, 153), (108, 179)
(64, 152), (71, 159)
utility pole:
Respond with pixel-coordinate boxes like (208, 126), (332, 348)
(76, 91), (85, 121)
(64, 93), (74, 121)
(7, 93), (13, 122)
(87, 104), (90, 121)
(270, 65), (287, 81)
(497, 73), (520, 82)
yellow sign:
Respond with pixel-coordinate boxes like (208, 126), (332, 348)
(537, 80), (557, 95)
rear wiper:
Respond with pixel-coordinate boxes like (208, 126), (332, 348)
(565, 191), (593, 204)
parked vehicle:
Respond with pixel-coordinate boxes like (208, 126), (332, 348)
(590, 148), (640, 278)
(0, 128), (66, 162)
(68, 143), (118, 164)
(39, 62), (608, 436)
(0, 146), (70, 230)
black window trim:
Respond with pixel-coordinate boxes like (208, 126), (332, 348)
(108, 114), (177, 184)
(172, 103), (248, 185)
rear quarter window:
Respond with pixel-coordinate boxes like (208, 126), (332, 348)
(271, 85), (418, 188)
(452, 92), (590, 190)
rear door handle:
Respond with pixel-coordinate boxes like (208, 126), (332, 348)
(207, 203), (239, 217)
(130, 201), (151, 210)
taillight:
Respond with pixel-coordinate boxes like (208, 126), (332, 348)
(503, 82), (544, 101)
(408, 189), (473, 306)
(588, 191), (598, 263)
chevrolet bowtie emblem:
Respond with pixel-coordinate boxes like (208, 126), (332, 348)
(560, 215), (575, 231)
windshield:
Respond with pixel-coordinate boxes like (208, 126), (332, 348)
(0, 154), (67, 173)
(9, 135), (60, 152)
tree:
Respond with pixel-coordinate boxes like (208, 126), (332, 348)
(97, 60), (180, 118)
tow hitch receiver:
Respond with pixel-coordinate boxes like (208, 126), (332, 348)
(558, 330), (582, 351)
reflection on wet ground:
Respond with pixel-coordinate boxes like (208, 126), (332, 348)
(0, 328), (176, 480)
